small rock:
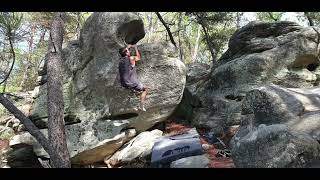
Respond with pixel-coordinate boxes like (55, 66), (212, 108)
(12, 118), (20, 125)
(170, 155), (210, 168)
(17, 124), (25, 132)
(202, 144), (211, 151)
(12, 123), (19, 130)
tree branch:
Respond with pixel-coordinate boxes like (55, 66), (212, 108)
(155, 12), (177, 47)
(267, 12), (278, 21)
(305, 12), (315, 26)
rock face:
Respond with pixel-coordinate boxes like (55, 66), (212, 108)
(178, 21), (320, 133)
(27, 12), (186, 165)
(231, 84), (320, 168)
(174, 63), (210, 122)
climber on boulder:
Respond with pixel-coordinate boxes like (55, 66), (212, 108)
(118, 44), (149, 111)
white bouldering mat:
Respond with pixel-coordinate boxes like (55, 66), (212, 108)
(151, 128), (203, 168)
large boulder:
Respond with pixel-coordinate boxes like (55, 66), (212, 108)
(231, 124), (320, 168)
(179, 21), (320, 133)
(10, 128), (136, 165)
(231, 84), (320, 167)
(28, 12), (186, 165)
(5, 144), (43, 168)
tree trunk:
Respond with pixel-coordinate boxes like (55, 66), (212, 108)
(38, 28), (47, 46)
(155, 12), (177, 47)
(20, 25), (36, 89)
(192, 24), (201, 62)
(199, 19), (216, 62)
(236, 12), (241, 29)
(267, 12), (278, 21)
(178, 12), (184, 62)
(0, 35), (16, 92)
(183, 29), (192, 59)
(147, 12), (153, 43)
(47, 12), (71, 168)
(76, 12), (81, 40)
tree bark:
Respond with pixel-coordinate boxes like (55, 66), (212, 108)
(155, 12), (177, 47)
(47, 12), (71, 168)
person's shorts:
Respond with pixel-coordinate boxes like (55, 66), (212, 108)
(131, 82), (145, 92)
(124, 82), (145, 94)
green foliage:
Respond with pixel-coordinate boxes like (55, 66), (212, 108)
(303, 12), (320, 26)
(0, 105), (9, 117)
(64, 12), (92, 41)
(0, 127), (14, 140)
(185, 12), (236, 62)
(0, 12), (23, 40)
(256, 12), (284, 22)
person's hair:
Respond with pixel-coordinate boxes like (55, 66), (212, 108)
(119, 47), (127, 57)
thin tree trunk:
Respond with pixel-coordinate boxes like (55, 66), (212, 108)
(47, 12), (71, 168)
(199, 19), (216, 62)
(183, 29), (192, 58)
(178, 12), (184, 61)
(192, 24), (201, 62)
(147, 12), (153, 43)
(267, 12), (278, 21)
(20, 25), (35, 89)
(2, 42), (7, 93)
(0, 36), (16, 92)
(236, 12), (241, 29)
(38, 28), (47, 46)
(76, 12), (81, 39)
(305, 12), (315, 26)
(155, 12), (177, 47)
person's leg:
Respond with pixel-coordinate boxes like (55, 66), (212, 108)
(140, 87), (149, 108)
(137, 83), (149, 111)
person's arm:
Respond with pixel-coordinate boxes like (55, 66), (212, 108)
(129, 44), (141, 62)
